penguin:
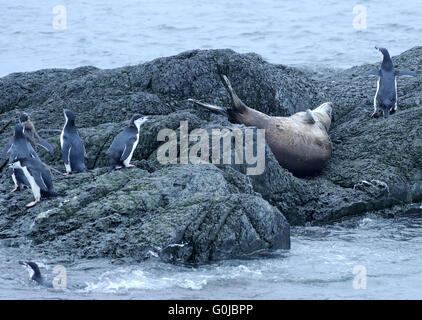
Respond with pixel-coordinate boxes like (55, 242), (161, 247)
(107, 114), (148, 171)
(364, 46), (418, 118)
(7, 123), (40, 193)
(60, 109), (87, 175)
(9, 125), (58, 207)
(10, 156), (58, 208)
(19, 261), (53, 288)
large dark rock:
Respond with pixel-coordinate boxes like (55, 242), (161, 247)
(0, 47), (421, 264)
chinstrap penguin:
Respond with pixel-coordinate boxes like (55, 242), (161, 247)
(61, 109), (87, 175)
(364, 46), (418, 118)
(107, 114), (149, 172)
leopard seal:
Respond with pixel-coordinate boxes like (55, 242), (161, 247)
(189, 75), (333, 177)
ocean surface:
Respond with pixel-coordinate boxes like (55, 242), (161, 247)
(1, 0), (422, 76)
(2, 216), (422, 299)
(1, 0), (422, 300)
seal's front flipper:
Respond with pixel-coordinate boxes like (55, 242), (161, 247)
(364, 69), (380, 77)
(221, 75), (248, 113)
(304, 109), (316, 124)
(188, 99), (227, 116)
(395, 69), (418, 77)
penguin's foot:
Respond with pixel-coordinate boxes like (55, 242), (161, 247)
(63, 172), (71, 176)
(26, 200), (39, 208)
(370, 111), (380, 118)
(126, 164), (136, 168)
(10, 186), (20, 193)
(115, 166), (122, 170)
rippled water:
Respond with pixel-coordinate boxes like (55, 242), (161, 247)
(2, 216), (422, 299)
(1, 0), (422, 77)
(1, 0), (422, 300)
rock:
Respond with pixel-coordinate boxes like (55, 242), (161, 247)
(0, 47), (421, 264)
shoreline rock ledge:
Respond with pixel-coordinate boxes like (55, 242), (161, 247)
(0, 47), (421, 264)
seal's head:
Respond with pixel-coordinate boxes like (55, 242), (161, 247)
(312, 102), (333, 131)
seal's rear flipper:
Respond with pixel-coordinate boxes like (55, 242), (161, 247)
(188, 99), (228, 116)
(221, 75), (248, 113)
(395, 69), (418, 77)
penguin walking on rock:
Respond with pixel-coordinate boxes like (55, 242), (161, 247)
(60, 109), (87, 175)
(364, 46), (418, 118)
(9, 124), (58, 208)
(108, 114), (148, 172)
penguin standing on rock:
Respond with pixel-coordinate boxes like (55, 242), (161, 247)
(9, 125), (58, 208)
(108, 114), (148, 172)
(364, 46), (418, 118)
(7, 123), (39, 193)
(60, 109), (87, 175)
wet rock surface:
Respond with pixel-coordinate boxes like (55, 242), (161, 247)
(0, 47), (421, 263)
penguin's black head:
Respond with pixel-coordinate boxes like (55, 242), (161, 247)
(14, 123), (25, 138)
(19, 112), (29, 123)
(64, 109), (76, 124)
(129, 114), (143, 126)
(375, 46), (393, 69)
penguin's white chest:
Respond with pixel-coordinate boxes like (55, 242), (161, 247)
(60, 130), (72, 173)
(60, 129), (64, 149)
(123, 133), (139, 167)
(21, 165), (41, 201)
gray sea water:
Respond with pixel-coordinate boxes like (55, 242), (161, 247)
(2, 216), (422, 299)
(1, 0), (422, 300)
(1, 0), (422, 76)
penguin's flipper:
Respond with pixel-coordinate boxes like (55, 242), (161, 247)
(1, 141), (12, 157)
(364, 69), (380, 77)
(28, 167), (49, 192)
(120, 137), (137, 162)
(35, 138), (54, 153)
(188, 99), (228, 116)
(395, 69), (418, 77)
